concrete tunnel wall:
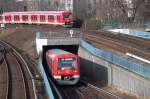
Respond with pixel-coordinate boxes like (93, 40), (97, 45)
(78, 47), (111, 86)
(42, 45), (79, 55)
(112, 65), (150, 98)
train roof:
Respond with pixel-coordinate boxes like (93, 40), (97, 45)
(3, 11), (72, 15)
(47, 49), (73, 55)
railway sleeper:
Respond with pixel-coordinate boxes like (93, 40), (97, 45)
(0, 48), (5, 52)
(4, 48), (13, 53)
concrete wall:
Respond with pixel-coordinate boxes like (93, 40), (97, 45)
(78, 47), (112, 86)
(112, 66), (150, 99)
(78, 46), (150, 98)
(35, 32), (81, 55)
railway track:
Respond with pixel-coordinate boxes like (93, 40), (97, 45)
(0, 41), (36, 99)
(55, 80), (122, 99)
(83, 30), (150, 60)
(0, 52), (9, 99)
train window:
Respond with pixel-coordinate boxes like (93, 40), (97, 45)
(40, 15), (45, 20)
(31, 15), (37, 21)
(5, 16), (11, 20)
(63, 14), (72, 19)
(14, 15), (19, 21)
(48, 15), (54, 20)
(22, 15), (28, 21)
(58, 58), (77, 70)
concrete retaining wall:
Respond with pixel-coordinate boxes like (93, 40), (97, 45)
(47, 38), (80, 45)
(79, 46), (150, 98)
(112, 66), (150, 99)
(78, 47), (111, 85)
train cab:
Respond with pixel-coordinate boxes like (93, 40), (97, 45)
(46, 49), (80, 85)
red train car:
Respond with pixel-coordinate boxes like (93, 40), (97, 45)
(0, 11), (73, 27)
(46, 49), (80, 85)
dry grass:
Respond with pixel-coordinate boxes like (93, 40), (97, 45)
(0, 28), (16, 39)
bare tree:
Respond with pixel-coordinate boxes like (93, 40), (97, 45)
(114, 0), (145, 22)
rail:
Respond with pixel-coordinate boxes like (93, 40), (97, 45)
(1, 46), (27, 99)
(109, 29), (150, 40)
(0, 40), (37, 99)
(11, 45), (37, 99)
(86, 82), (122, 99)
(11, 52), (27, 99)
(3, 51), (10, 99)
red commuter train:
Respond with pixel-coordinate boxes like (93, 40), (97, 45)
(0, 11), (73, 27)
(46, 49), (80, 85)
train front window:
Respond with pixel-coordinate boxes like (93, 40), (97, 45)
(63, 14), (72, 19)
(58, 58), (76, 70)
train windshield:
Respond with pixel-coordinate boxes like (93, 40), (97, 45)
(63, 14), (72, 19)
(58, 58), (77, 70)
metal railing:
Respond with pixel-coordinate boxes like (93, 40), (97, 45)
(37, 30), (82, 39)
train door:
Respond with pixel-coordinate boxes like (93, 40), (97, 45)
(53, 57), (58, 76)
(1, 15), (5, 23)
(0, 16), (2, 23)
(54, 15), (57, 24)
(56, 15), (62, 23)
(5, 15), (11, 23)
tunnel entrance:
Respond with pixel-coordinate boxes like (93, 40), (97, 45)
(42, 44), (79, 65)
(80, 57), (108, 86)
(78, 47), (109, 86)
(42, 45), (79, 55)
(41, 44), (108, 87)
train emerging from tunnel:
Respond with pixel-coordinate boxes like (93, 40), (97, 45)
(0, 11), (73, 27)
(46, 49), (80, 85)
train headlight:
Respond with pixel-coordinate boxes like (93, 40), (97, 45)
(74, 70), (78, 73)
(64, 76), (71, 80)
(73, 75), (80, 78)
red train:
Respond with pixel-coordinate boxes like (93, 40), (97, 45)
(46, 49), (80, 85)
(0, 11), (73, 27)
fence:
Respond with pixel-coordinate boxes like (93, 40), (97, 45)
(109, 29), (150, 40)
(80, 40), (150, 80)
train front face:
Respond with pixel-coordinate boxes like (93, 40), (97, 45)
(63, 12), (74, 27)
(53, 54), (80, 85)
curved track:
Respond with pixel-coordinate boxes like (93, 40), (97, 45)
(0, 52), (9, 99)
(0, 41), (36, 99)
